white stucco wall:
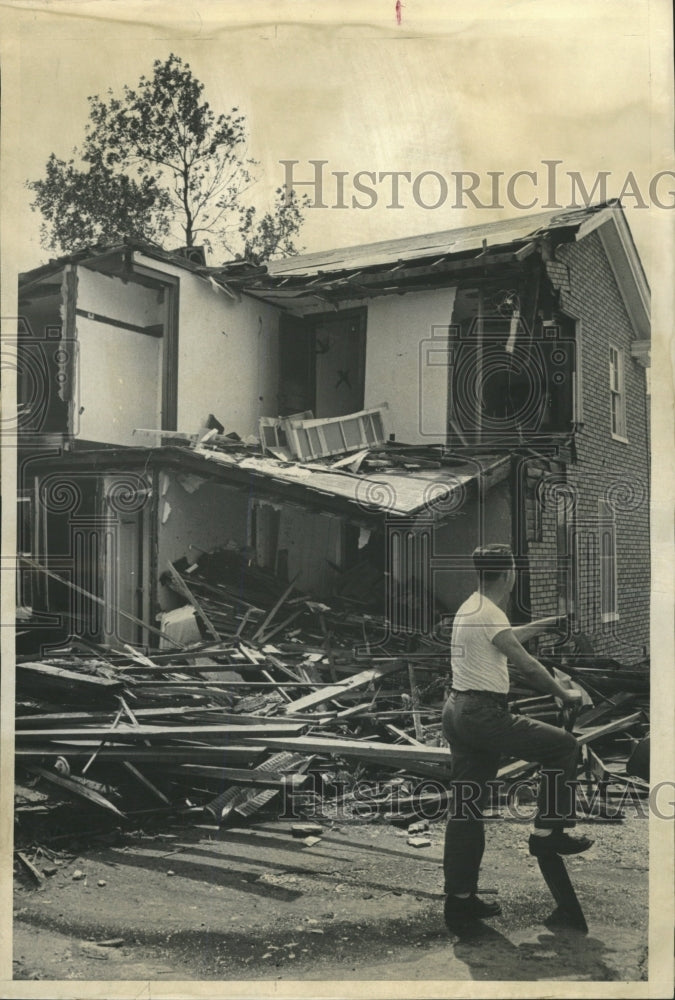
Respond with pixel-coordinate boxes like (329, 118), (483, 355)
(75, 267), (163, 445)
(363, 287), (456, 445)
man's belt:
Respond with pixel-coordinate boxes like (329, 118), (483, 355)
(451, 688), (509, 707)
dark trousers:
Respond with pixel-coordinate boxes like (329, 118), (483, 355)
(442, 690), (580, 896)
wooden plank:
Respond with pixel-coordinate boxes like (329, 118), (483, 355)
(576, 691), (635, 728)
(234, 733), (452, 765)
(165, 562), (221, 641)
(122, 762), (171, 804)
(282, 660), (405, 715)
(17, 662), (123, 692)
(18, 707), (333, 726)
(249, 576), (299, 642)
(256, 609), (303, 644)
(19, 557), (184, 648)
(168, 765), (310, 789)
(16, 721), (308, 744)
(81, 708), (123, 774)
(574, 712), (644, 746)
(408, 664), (424, 741)
(17, 746), (267, 764)
(16, 851), (45, 885)
(27, 766), (126, 818)
(385, 723), (425, 747)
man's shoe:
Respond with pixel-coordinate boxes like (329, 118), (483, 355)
(444, 893), (502, 922)
(528, 831), (594, 857)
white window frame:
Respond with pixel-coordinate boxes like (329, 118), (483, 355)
(609, 345), (628, 442)
(598, 499), (619, 623)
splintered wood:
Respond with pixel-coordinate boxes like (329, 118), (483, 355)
(15, 548), (650, 847)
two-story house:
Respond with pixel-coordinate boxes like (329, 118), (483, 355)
(16, 202), (650, 664)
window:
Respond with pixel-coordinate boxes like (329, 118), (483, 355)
(609, 346), (627, 440)
(598, 499), (618, 622)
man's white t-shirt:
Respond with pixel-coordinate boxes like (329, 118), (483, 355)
(451, 591), (511, 694)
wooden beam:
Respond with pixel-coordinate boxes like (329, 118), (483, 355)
(281, 660), (405, 715)
(234, 733), (452, 766)
(27, 766), (126, 818)
(165, 562), (222, 641)
(19, 556), (184, 648)
(249, 576), (299, 642)
(17, 746), (268, 764)
(16, 721), (308, 743)
(169, 765), (310, 789)
(574, 712), (644, 746)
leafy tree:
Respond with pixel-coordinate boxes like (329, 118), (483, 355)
(28, 54), (307, 263)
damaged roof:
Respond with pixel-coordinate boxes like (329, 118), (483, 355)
(18, 238), (264, 294)
(241, 201), (650, 340)
(18, 201), (649, 339)
(263, 203), (618, 278)
(28, 443), (510, 521)
(191, 444), (511, 518)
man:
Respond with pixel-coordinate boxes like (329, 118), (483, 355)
(443, 543), (592, 925)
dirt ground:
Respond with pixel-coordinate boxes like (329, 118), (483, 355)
(13, 810), (648, 986)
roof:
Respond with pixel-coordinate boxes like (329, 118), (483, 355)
(25, 443), (511, 521)
(244, 202), (650, 340)
(191, 444), (511, 518)
(265, 204), (611, 278)
(18, 201), (650, 340)
(19, 239), (264, 294)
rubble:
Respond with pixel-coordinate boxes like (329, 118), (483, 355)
(14, 544), (650, 872)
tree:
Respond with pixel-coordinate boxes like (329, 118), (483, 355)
(28, 54), (307, 263)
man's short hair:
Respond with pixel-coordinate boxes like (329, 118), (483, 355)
(472, 544), (514, 583)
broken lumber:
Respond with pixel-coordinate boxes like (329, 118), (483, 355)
(165, 562), (222, 641)
(282, 660), (405, 715)
(19, 556), (183, 648)
(574, 712), (644, 746)
(27, 766), (126, 818)
(16, 662), (124, 702)
(168, 765), (310, 790)
(16, 721), (307, 744)
(233, 733), (452, 766)
(16, 851), (45, 885)
(204, 751), (307, 823)
(250, 576), (299, 642)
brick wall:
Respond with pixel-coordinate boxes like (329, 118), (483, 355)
(530, 230), (650, 665)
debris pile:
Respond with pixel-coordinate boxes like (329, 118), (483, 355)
(15, 550), (650, 865)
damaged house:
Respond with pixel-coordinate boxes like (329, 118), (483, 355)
(17, 202), (650, 668)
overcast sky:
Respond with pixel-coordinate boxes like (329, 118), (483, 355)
(2, 0), (672, 279)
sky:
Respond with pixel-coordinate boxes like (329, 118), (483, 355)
(2, 0), (672, 280)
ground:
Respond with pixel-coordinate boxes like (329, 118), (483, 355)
(13, 810), (648, 986)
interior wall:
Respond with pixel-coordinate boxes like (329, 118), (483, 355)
(156, 472), (251, 610)
(75, 267), (163, 445)
(364, 287), (456, 445)
(134, 253), (281, 439)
